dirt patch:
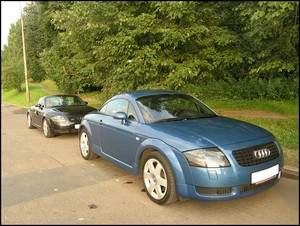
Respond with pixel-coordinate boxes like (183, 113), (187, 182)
(216, 110), (298, 119)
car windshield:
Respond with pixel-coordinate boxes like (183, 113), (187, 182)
(45, 95), (86, 107)
(136, 94), (217, 123)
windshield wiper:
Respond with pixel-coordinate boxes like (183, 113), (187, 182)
(153, 115), (217, 123)
(185, 115), (217, 120)
(153, 117), (184, 123)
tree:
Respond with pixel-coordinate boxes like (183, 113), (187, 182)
(237, 1), (299, 78)
(39, 1), (114, 94)
(22, 2), (52, 82)
(3, 1), (296, 99)
(1, 22), (24, 92)
(93, 1), (247, 95)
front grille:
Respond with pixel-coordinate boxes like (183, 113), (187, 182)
(67, 115), (82, 123)
(239, 176), (278, 193)
(232, 142), (279, 167)
(196, 187), (233, 196)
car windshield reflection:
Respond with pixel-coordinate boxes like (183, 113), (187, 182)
(45, 95), (86, 107)
(136, 94), (217, 123)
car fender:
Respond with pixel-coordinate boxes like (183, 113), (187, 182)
(79, 119), (92, 135)
(27, 109), (33, 119)
(79, 120), (95, 144)
(134, 138), (192, 189)
(42, 115), (55, 131)
(42, 113), (52, 125)
(79, 119), (100, 152)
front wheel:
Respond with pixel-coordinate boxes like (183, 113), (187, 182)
(79, 128), (98, 160)
(27, 113), (35, 129)
(142, 152), (179, 205)
(42, 118), (54, 138)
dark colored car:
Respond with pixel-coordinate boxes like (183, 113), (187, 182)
(78, 90), (284, 205)
(27, 94), (96, 137)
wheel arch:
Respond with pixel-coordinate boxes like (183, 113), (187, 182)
(79, 120), (93, 138)
(78, 120), (98, 153)
(135, 139), (189, 188)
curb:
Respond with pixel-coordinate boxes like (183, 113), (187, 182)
(282, 165), (299, 180)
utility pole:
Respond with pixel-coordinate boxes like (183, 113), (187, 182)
(20, 2), (30, 102)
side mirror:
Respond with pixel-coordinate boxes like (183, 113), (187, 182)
(113, 112), (127, 124)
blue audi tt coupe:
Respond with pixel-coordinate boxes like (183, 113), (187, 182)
(78, 90), (284, 205)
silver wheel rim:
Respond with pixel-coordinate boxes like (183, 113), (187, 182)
(27, 115), (31, 127)
(143, 158), (168, 200)
(80, 132), (89, 157)
(43, 120), (48, 136)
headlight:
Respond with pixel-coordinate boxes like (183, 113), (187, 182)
(51, 115), (72, 126)
(183, 148), (231, 168)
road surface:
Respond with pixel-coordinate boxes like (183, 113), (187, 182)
(1, 104), (299, 224)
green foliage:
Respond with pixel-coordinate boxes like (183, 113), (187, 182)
(1, 1), (299, 100)
(180, 77), (299, 101)
(39, 1), (115, 94)
(1, 22), (24, 92)
(93, 1), (248, 96)
(40, 79), (59, 91)
(237, 1), (299, 78)
(22, 2), (50, 82)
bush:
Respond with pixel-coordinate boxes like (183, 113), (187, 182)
(179, 77), (299, 100)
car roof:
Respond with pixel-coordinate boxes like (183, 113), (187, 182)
(115, 90), (185, 100)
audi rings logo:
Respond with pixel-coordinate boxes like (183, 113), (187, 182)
(253, 148), (271, 159)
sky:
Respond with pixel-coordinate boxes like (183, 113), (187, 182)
(1, 1), (30, 50)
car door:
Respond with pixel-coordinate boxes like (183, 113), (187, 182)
(97, 98), (139, 167)
(31, 97), (45, 127)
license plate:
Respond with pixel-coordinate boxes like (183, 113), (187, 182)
(251, 164), (279, 184)
(75, 124), (80, 129)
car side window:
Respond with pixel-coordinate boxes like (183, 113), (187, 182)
(127, 103), (138, 121)
(100, 99), (128, 116)
(99, 99), (138, 121)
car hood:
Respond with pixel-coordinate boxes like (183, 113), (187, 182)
(50, 106), (96, 115)
(143, 116), (272, 151)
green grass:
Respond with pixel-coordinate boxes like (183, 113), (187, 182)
(40, 79), (59, 90)
(1, 81), (299, 167)
(1, 81), (105, 109)
(1, 83), (51, 107)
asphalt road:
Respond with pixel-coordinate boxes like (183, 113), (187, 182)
(1, 103), (299, 225)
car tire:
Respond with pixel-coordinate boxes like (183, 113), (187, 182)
(142, 151), (179, 205)
(79, 128), (98, 160)
(27, 113), (35, 129)
(42, 118), (54, 138)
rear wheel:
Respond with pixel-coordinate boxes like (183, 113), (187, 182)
(79, 128), (98, 160)
(142, 151), (179, 205)
(42, 119), (54, 138)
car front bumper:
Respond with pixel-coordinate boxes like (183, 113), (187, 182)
(176, 153), (284, 201)
(178, 171), (281, 201)
(52, 123), (80, 134)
